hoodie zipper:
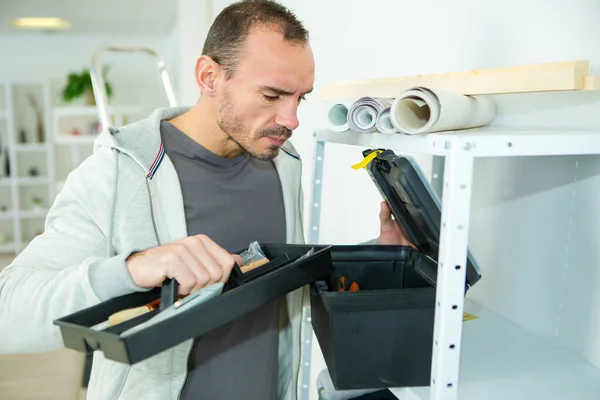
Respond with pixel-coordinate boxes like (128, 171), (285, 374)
(144, 168), (192, 400)
(110, 143), (163, 247)
(114, 146), (191, 399)
(107, 139), (196, 399)
(145, 177), (162, 246)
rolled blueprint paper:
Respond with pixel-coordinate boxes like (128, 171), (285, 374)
(347, 97), (391, 133)
(375, 106), (398, 134)
(389, 86), (496, 135)
(327, 99), (353, 132)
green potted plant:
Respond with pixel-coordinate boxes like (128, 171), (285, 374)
(31, 196), (43, 211)
(61, 65), (113, 106)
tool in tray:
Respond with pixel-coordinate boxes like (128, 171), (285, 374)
(105, 241), (315, 331)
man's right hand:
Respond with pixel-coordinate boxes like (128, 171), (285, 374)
(125, 234), (242, 296)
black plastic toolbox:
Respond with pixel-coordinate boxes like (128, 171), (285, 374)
(309, 149), (482, 390)
(54, 244), (332, 365)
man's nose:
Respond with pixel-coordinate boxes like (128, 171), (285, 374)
(275, 103), (300, 131)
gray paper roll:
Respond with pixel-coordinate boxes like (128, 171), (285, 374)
(347, 97), (392, 133)
(326, 99), (352, 132)
(375, 106), (398, 134)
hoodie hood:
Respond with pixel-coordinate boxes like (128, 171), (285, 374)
(93, 106), (301, 178)
(94, 106), (192, 177)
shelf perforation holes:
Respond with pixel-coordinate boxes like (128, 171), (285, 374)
(445, 263), (463, 389)
(433, 263), (463, 388)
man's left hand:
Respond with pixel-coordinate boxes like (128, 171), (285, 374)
(377, 201), (416, 247)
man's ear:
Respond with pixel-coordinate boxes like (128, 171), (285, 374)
(195, 55), (221, 96)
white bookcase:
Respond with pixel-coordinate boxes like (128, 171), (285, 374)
(52, 105), (142, 193)
(0, 80), (143, 255)
(0, 80), (54, 255)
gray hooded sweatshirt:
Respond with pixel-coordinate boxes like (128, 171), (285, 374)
(0, 106), (310, 400)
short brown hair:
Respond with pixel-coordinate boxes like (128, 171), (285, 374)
(202, 0), (310, 79)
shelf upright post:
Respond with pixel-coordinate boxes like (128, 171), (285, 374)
(298, 133), (327, 400)
(431, 155), (445, 199)
(308, 133), (326, 245)
(429, 137), (474, 400)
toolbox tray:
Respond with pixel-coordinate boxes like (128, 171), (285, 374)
(54, 244), (332, 365)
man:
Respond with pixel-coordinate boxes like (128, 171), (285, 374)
(0, 1), (410, 399)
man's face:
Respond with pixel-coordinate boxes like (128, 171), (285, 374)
(216, 27), (315, 160)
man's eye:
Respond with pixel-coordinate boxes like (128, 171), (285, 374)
(263, 94), (279, 101)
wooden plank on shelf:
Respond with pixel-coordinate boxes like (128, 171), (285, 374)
(319, 60), (597, 101)
(584, 75), (600, 90)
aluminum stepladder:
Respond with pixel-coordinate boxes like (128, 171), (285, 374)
(89, 45), (178, 132)
(76, 45), (177, 389)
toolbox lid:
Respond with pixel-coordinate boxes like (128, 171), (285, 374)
(362, 149), (482, 288)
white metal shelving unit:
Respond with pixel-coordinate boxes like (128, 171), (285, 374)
(307, 127), (600, 400)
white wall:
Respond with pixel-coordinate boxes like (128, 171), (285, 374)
(181, 0), (600, 398)
(0, 31), (179, 114)
(175, 0), (212, 106)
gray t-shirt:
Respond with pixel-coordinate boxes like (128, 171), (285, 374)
(160, 121), (286, 400)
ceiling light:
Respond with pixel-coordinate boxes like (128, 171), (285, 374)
(9, 17), (71, 30)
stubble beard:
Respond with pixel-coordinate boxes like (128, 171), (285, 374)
(217, 90), (292, 161)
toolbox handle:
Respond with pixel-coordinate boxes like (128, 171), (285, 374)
(160, 279), (179, 310)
